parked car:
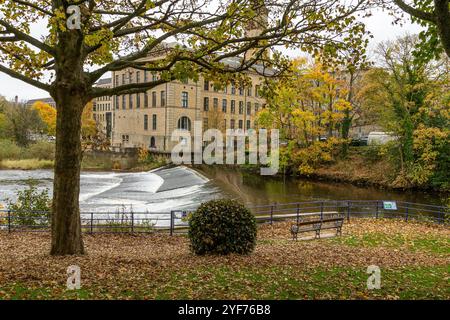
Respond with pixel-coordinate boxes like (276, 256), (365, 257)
(350, 136), (368, 146)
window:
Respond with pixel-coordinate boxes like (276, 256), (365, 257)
(230, 119), (235, 129)
(144, 92), (149, 108)
(152, 73), (158, 81)
(203, 97), (209, 111)
(247, 102), (251, 115)
(255, 103), (260, 113)
(122, 74), (126, 85)
(152, 92), (156, 107)
(204, 80), (209, 91)
(224, 85), (228, 94)
(129, 94), (133, 109)
(152, 114), (157, 130)
(239, 101), (244, 114)
(231, 83), (236, 95)
(122, 95), (126, 109)
(115, 75), (119, 87)
(239, 86), (244, 96)
(223, 119), (227, 129)
(222, 99), (227, 113)
(150, 136), (156, 148)
(136, 71), (140, 83)
(239, 120), (243, 129)
(255, 85), (261, 97)
(115, 96), (119, 109)
(144, 71), (148, 83)
(161, 91), (166, 107)
(122, 135), (129, 143)
(178, 116), (191, 131)
(213, 98), (218, 110)
(246, 120), (251, 130)
(144, 114), (148, 130)
(182, 92), (188, 108)
(136, 93), (141, 108)
(247, 87), (252, 96)
(231, 100), (235, 113)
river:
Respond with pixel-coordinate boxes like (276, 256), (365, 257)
(0, 166), (445, 214)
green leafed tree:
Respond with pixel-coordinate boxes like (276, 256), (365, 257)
(388, 0), (450, 60)
(0, 0), (372, 255)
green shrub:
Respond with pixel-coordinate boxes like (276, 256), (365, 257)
(6, 183), (51, 226)
(188, 199), (257, 255)
(0, 139), (21, 160)
(26, 141), (55, 160)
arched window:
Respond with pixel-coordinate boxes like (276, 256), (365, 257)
(150, 136), (156, 148)
(177, 116), (191, 131)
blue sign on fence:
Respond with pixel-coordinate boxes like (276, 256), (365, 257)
(383, 201), (397, 210)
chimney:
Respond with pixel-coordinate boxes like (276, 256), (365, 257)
(244, 0), (269, 62)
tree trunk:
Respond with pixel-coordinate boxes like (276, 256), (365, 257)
(50, 89), (85, 255)
(435, 0), (450, 58)
(49, 11), (88, 255)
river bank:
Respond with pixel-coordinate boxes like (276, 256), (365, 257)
(193, 165), (446, 206)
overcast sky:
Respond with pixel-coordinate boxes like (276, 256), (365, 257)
(0, 9), (423, 101)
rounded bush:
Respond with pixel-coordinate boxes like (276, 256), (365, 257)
(188, 199), (257, 255)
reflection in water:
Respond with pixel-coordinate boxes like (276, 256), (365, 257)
(193, 165), (446, 207)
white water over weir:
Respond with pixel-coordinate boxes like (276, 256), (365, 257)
(0, 166), (223, 228)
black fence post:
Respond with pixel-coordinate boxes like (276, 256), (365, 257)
(7, 210), (11, 233)
(170, 211), (174, 236)
(376, 201), (379, 219)
(405, 203), (409, 222)
(90, 212), (93, 234)
(347, 201), (351, 223)
(296, 204), (300, 224)
(270, 204), (274, 225)
(320, 201), (324, 220)
(131, 211), (134, 233)
(438, 208), (443, 224)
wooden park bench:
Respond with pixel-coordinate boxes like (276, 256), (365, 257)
(290, 216), (344, 240)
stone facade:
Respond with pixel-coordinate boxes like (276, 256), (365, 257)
(92, 78), (113, 139)
(110, 65), (268, 152)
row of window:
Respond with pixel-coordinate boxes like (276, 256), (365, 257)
(203, 118), (252, 130)
(204, 97), (260, 115)
(115, 71), (159, 87)
(96, 95), (110, 102)
(115, 91), (166, 109)
(204, 80), (262, 97)
(113, 72), (262, 98)
(94, 103), (111, 112)
(113, 91), (262, 113)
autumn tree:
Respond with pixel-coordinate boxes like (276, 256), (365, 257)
(257, 58), (351, 174)
(1, 100), (45, 146)
(0, 0), (372, 255)
(32, 101), (57, 135)
(360, 35), (449, 188)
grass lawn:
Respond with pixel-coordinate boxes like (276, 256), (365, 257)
(0, 219), (448, 300)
